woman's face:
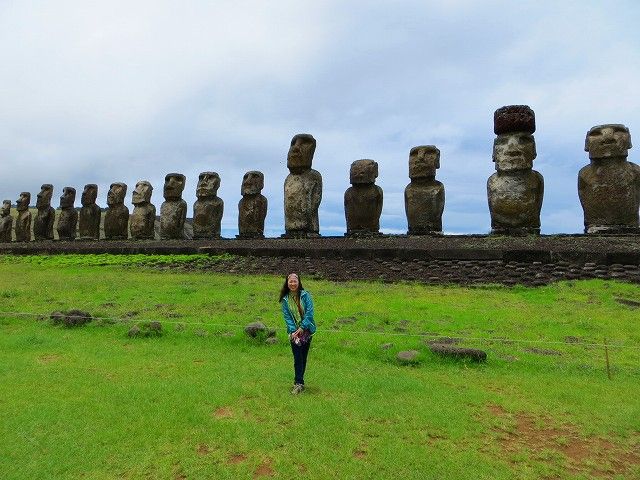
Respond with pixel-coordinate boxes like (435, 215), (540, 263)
(287, 274), (299, 292)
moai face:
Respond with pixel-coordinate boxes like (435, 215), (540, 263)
(241, 171), (264, 196)
(350, 159), (378, 185)
(287, 134), (316, 172)
(132, 181), (153, 205)
(107, 182), (127, 206)
(36, 184), (53, 208)
(492, 133), (536, 171)
(59, 187), (76, 209)
(17, 192), (30, 211)
(1, 200), (10, 217)
(409, 146), (440, 179)
(585, 124), (632, 160)
(196, 172), (220, 199)
(164, 173), (186, 200)
(81, 184), (98, 206)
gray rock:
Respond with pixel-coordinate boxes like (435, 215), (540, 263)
(78, 184), (101, 240)
(130, 181), (156, 240)
(265, 337), (278, 345)
(429, 344), (487, 362)
(193, 172), (223, 239)
(244, 321), (276, 338)
(34, 184), (55, 240)
(104, 182), (129, 240)
(396, 350), (420, 363)
(160, 173), (187, 240)
(405, 146), (444, 235)
(345, 160), (383, 236)
(56, 187), (78, 240)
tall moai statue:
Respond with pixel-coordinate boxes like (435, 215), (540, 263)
(78, 184), (101, 240)
(56, 187), (78, 241)
(160, 173), (187, 239)
(104, 182), (129, 240)
(0, 200), (12, 242)
(130, 181), (156, 240)
(238, 171), (267, 238)
(283, 134), (322, 237)
(405, 146), (445, 235)
(487, 105), (544, 235)
(15, 192), (32, 242)
(578, 124), (640, 234)
(34, 184), (55, 240)
(344, 159), (383, 236)
(193, 172), (223, 239)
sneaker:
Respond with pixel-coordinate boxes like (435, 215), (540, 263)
(291, 384), (304, 394)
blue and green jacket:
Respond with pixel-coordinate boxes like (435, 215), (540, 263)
(281, 289), (317, 335)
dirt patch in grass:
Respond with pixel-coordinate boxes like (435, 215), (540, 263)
(253, 458), (275, 478)
(227, 453), (247, 465)
(353, 449), (367, 459)
(196, 444), (210, 456)
(37, 354), (61, 363)
(212, 407), (233, 418)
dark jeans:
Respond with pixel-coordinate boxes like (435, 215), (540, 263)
(290, 336), (312, 385)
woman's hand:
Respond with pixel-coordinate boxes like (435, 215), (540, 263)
(292, 328), (303, 339)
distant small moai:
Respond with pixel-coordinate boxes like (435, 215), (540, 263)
(56, 187), (78, 240)
(104, 182), (129, 240)
(0, 200), (12, 242)
(34, 184), (55, 240)
(344, 159), (383, 236)
(193, 172), (223, 239)
(238, 171), (267, 238)
(78, 184), (101, 240)
(160, 173), (187, 240)
(15, 192), (32, 242)
(283, 134), (322, 238)
(405, 146), (445, 235)
(487, 105), (544, 235)
(578, 124), (640, 234)
(130, 181), (156, 240)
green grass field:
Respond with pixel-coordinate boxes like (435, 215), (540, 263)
(1, 255), (639, 479)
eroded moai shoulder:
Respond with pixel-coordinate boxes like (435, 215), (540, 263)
(34, 184), (55, 240)
(56, 187), (78, 241)
(193, 172), (223, 239)
(130, 180), (156, 240)
(104, 182), (129, 240)
(160, 173), (187, 240)
(238, 171), (267, 238)
(79, 184), (101, 240)
(14, 192), (32, 242)
(344, 159), (383, 236)
(404, 145), (444, 235)
(0, 200), (13, 242)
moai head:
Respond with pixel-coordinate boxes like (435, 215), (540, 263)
(132, 181), (153, 205)
(287, 134), (316, 172)
(409, 146), (440, 179)
(164, 173), (186, 200)
(81, 184), (98, 206)
(59, 187), (76, 209)
(16, 192), (30, 211)
(107, 182), (127, 206)
(350, 159), (378, 185)
(584, 124), (632, 161)
(196, 172), (220, 199)
(36, 184), (53, 208)
(1, 200), (10, 217)
(492, 105), (537, 172)
(241, 171), (264, 196)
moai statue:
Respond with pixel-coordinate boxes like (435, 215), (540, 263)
(0, 200), (12, 242)
(487, 105), (544, 235)
(130, 181), (156, 240)
(160, 173), (187, 239)
(344, 159), (383, 236)
(578, 124), (640, 234)
(193, 172), (223, 239)
(104, 182), (129, 240)
(78, 184), (101, 240)
(34, 184), (55, 240)
(405, 146), (445, 235)
(283, 134), (322, 237)
(237, 171), (267, 238)
(56, 187), (78, 241)
(15, 192), (32, 242)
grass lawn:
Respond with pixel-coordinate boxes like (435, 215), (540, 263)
(0, 255), (639, 479)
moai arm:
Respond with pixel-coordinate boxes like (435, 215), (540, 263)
(375, 185), (383, 222)
(534, 171), (544, 216)
(312, 173), (323, 212)
(437, 183), (445, 219)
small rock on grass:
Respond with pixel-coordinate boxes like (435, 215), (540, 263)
(50, 309), (92, 328)
(265, 337), (278, 345)
(244, 321), (276, 339)
(128, 321), (163, 338)
(396, 350), (420, 364)
(380, 343), (393, 350)
(429, 344), (487, 362)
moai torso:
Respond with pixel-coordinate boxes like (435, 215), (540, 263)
(0, 201), (12, 242)
(160, 173), (187, 240)
(344, 159), (383, 236)
(78, 184), (101, 240)
(193, 172), (223, 239)
(404, 146), (445, 234)
(104, 183), (129, 240)
(34, 184), (55, 240)
(56, 187), (78, 240)
(15, 193), (32, 242)
(130, 181), (156, 240)
(238, 171), (267, 238)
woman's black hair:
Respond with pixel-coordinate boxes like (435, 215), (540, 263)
(279, 273), (304, 302)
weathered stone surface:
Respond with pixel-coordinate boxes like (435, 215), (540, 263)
(51, 309), (92, 327)
(78, 184), (101, 240)
(14, 192), (31, 242)
(396, 350), (420, 363)
(429, 343), (487, 362)
(578, 124), (640, 234)
(34, 184), (55, 240)
(193, 172), (223, 239)
(129, 321), (163, 337)
(238, 171), (267, 238)
(104, 182), (129, 240)
(56, 187), (78, 240)
(284, 134), (322, 237)
(345, 159), (383, 236)
(494, 105), (535, 135)
(244, 321), (276, 338)
(405, 146), (445, 234)
(0, 200), (12, 242)
(160, 173), (187, 240)
(130, 180), (156, 240)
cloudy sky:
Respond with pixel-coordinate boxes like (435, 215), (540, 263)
(1, 0), (639, 236)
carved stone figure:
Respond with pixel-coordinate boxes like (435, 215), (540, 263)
(283, 134), (322, 237)
(487, 105), (544, 235)
(578, 124), (640, 233)
(344, 159), (383, 236)
(405, 146), (445, 234)
(160, 173), (187, 239)
(15, 192), (32, 242)
(193, 172), (223, 239)
(34, 184), (55, 240)
(0, 200), (12, 242)
(104, 182), (129, 240)
(56, 187), (78, 240)
(130, 180), (156, 240)
(238, 171), (267, 238)
(78, 184), (101, 240)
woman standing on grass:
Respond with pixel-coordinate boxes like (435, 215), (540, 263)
(280, 273), (316, 394)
